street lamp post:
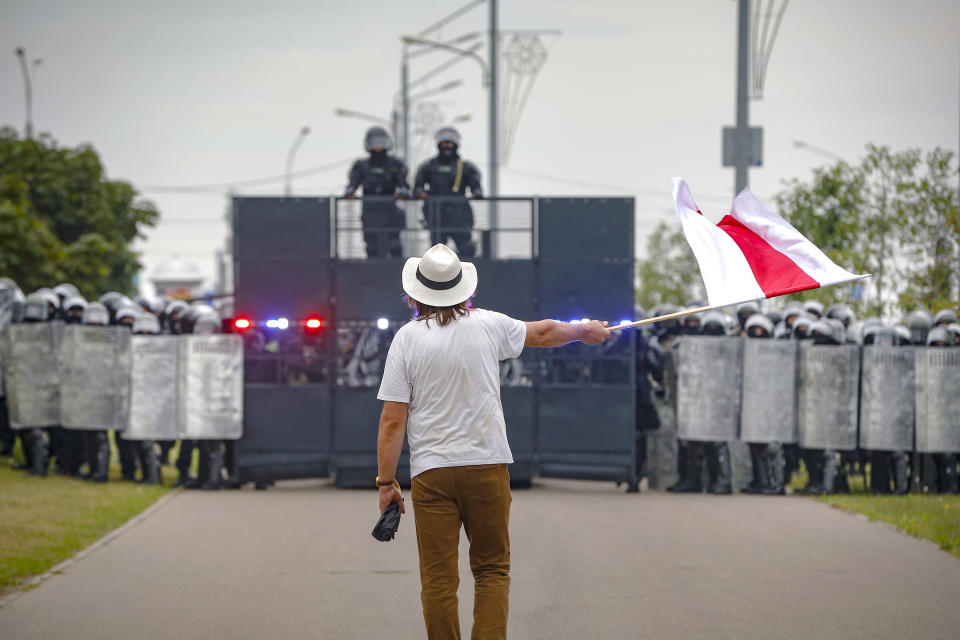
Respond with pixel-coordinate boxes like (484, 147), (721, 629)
(285, 126), (311, 197)
(15, 47), (41, 139)
(401, 33), (496, 241)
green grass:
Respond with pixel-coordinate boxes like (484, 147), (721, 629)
(820, 489), (960, 559)
(0, 448), (172, 593)
(789, 463), (960, 559)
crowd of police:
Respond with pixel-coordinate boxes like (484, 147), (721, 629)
(0, 279), (235, 489)
(345, 125), (483, 259)
(635, 299), (960, 496)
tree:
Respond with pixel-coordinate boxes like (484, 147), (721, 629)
(0, 127), (158, 298)
(635, 220), (705, 312)
(776, 144), (958, 319)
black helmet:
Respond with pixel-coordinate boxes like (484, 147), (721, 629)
(22, 293), (51, 322)
(133, 312), (161, 334)
(364, 126), (393, 152)
(926, 326), (952, 347)
(53, 283), (80, 303)
(803, 300), (824, 319)
(764, 308), (783, 327)
(702, 310), (727, 336)
(744, 313), (774, 338)
(435, 126), (461, 147)
(826, 303), (855, 328)
(736, 301), (760, 327)
(810, 320), (837, 345)
(792, 314), (814, 340)
(933, 308), (958, 326)
(63, 295), (88, 324)
(115, 305), (140, 327)
(82, 302), (110, 326)
(906, 309), (933, 345)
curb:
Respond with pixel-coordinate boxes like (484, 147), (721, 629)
(0, 487), (183, 609)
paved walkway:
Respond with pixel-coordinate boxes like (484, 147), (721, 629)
(2, 479), (959, 639)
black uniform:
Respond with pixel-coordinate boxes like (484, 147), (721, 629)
(414, 153), (482, 258)
(346, 153), (409, 258)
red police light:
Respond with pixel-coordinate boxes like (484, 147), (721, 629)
(304, 317), (322, 330)
(234, 317), (252, 331)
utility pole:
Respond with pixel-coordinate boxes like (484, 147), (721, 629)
(488, 0), (499, 200)
(488, 0), (500, 255)
(734, 0), (750, 192)
(402, 50), (411, 163)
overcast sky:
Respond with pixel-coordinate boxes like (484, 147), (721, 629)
(1, 0), (958, 295)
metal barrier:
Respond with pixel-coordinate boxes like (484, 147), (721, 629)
(334, 196), (535, 260)
(231, 195), (638, 490)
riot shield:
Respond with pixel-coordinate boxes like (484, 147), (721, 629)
(2, 322), (63, 428)
(125, 335), (180, 440)
(796, 344), (860, 450)
(740, 339), (798, 444)
(676, 336), (743, 442)
(60, 325), (132, 430)
(915, 347), (960, 453)
(858, 346), (914, 451)
(178, 335), (243, 440)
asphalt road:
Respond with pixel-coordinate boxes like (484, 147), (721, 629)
(2, 479), (959, 639)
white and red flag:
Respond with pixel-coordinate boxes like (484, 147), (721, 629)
(673, 177), (868, 308)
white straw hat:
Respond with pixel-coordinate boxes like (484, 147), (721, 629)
(402, 244), (478, 307)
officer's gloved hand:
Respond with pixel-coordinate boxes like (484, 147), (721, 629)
(372, 503), (402, 542)
(394, 188), (411, 200)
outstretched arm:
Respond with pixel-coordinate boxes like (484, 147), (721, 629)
(524, 319), (610, 348)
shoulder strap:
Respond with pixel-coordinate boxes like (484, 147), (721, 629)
(452, 159), (464, 192)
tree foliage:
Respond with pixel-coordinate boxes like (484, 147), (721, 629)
(636, 220), (705, 312)
(635, 145), (958, 320)
(776, 145), (958, 318)
(0, 127), (158, 298)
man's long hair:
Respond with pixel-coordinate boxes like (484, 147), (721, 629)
(408, 296), (471, 327)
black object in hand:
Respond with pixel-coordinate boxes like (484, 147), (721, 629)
(372, 503), (402, 542)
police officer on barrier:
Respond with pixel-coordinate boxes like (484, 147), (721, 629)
(414, 127), (482, 258)
(345, 126), (410, 258)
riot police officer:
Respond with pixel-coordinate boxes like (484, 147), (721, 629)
(190, 306), (230, 490)
(53, 295), (89, 477)
(115, 308), (161, 485)
(926, 327), (958, 493)
(742, 313), (786, 494)
(414, 126), (482, 258)
(78, 302), (112, 482)
(0, 278), (24, 457)
(112, 305), (142, 481)
(12, 293), (55, 475)
(345, 126), (410, 258)
(158, 300), (189, 467)
(667, 310), (732, 494)
(862, 321), (911, 494)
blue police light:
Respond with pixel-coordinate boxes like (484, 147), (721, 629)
(569, 319), (581, 325)
(580, 318), (589, 324)
(377, 318), (389, 330)
(619, 319), (631, 326)
(265, 319), (278, 328)
(265, 318), (289, 330)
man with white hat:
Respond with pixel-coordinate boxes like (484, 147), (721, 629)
(376, 244), (610, 639)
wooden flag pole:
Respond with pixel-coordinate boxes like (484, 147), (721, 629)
(608, 305), (714, 332)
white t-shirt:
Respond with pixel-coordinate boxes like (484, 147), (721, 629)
(377, 308), (527, 478)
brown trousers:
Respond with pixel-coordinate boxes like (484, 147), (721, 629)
(412, 463), (512, 640)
